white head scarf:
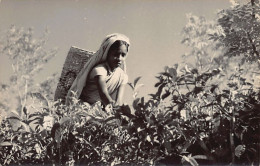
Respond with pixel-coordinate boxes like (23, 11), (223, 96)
(66, 33), (130, 104)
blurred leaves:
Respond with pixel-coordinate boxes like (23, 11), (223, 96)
(0, 25), (58, 117)
(0, 1), (260, 165)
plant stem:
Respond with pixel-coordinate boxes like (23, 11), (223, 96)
(247, 31), (260, 59)
(230, 106), (235, 164)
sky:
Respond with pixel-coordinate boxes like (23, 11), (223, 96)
(0, 0), (232, 103)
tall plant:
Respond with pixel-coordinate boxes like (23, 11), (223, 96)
(152, 0), (260, 164)
(0, 25), (58, 117)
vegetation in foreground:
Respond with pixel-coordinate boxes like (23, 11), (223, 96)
(0, 0), (260, 165)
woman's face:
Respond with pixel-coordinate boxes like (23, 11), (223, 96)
(107, 44), (128, 70)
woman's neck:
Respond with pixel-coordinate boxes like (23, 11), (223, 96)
(108, 63), (117, 71)
(106, 62), (117, 73)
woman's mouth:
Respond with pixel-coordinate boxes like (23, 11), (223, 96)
(115, 61), (121, 66)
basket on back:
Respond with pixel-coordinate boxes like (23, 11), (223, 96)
(54, 46), (94, 104)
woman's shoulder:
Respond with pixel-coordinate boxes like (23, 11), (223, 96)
(115, 67), (128, 79)
(115, 67), (128, 76)
(116, 68), (128, 84)
(92, 63), (127, 77)
(93, 63), (110, 72)
(94, 63), (107, 69)
(89, 63), (108, 79)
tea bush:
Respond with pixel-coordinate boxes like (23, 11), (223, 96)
(0, 66), (259, 165)
(1, 1), (260, 165)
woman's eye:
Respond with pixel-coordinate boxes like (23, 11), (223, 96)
(113, 53), (126, 59)
(114, 54), (120, 58)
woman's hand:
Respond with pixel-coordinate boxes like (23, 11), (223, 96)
(109, 99), (116, 106)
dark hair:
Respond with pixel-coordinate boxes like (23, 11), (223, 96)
(108, 40), (129, 53)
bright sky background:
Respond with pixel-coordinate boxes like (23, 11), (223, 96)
(0, 0), (232, 103)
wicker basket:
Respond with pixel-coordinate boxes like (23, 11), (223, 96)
(54, 46), (94, 103)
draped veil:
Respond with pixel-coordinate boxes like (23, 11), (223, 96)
(65, 33), (130, 105)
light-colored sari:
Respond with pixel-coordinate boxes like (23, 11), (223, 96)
(65, 33), (130, 105)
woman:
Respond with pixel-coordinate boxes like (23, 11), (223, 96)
(66, 33), (130, 107)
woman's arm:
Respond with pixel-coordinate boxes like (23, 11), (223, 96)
(95, 75), (115, 105)
(115, 84), (126, 106)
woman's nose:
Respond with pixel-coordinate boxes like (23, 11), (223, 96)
(118, 55), (124, 61)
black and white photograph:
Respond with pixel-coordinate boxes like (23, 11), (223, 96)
(0, 0), (259, 165)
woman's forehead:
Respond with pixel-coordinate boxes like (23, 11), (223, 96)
(111, 45), (128, 53)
